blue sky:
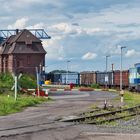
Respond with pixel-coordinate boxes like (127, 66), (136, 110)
(1, 0), (140, 72)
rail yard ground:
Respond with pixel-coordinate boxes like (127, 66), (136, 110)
(0, 91), (140, 140)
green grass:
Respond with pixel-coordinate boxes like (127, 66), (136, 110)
(113, 90), (140, 107)
(90, 83), (100, 89)
(103, 121), (118, 126)
(108, 89), (117, 92)
(123, 91), (140, 107)
(0, 73), (49, 116)
(0, 95), (48, 116)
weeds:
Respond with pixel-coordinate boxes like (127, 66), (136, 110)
(0, 95), (48, 116)
(90, 83), (100, 89)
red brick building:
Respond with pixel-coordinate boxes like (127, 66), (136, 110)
(0, 29), (46, 75)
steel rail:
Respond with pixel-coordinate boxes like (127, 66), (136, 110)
(62, 105), (140, 123)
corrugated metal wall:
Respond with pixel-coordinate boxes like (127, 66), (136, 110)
(114, 70), (129, 87)
(96, 72), (113, 86)
(80, 72), (96, 85)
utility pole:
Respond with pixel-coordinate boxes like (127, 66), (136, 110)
(120, 46), (126, 105)
(36, 67), (40, 97)
(112, 64), (114, 86)
(120, 46), (126, 91)
(14, 76), (17, 101)
(66, 60), (70, 84)
(14, 57), (17, 101)
(105, 55), (110, 89)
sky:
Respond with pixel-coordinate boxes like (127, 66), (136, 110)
(1, 0), (140, 72)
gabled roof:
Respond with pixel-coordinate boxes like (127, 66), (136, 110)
(0, 29), (46, 55)
(10, 29), (41, 44)
(8, 43), (46, 54)
(1, 35), (16, 46)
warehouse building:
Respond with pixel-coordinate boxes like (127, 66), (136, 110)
(0, 29), (46, 75)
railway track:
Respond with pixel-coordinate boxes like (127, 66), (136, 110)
(0, 121), (54, 132)
(62, 105), (140, 124)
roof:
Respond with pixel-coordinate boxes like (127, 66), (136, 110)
(0, 29), (46, 55)
(1, 35), (15, 46)
(10, 29), (41, 44)
(80, 71), (96, 74)
(9, 43), (46, 54)
(0, 35), (16, 54)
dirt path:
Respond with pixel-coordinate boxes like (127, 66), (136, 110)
(0, 91), (138, 140)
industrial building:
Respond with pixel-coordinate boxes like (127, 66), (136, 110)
(0, 29), (47, 75)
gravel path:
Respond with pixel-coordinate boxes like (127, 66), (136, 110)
(0, 91), (139, 140)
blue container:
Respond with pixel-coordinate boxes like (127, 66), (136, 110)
(129, 78), (134, 84)
(134, 78), (140, 84)
(135, 63), (140, 68)
(39, 81), (44, 85)
(129, 68), (137, 84)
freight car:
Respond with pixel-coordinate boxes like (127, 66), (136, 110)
(80, 70), (129, 89)
(113, 70), (129, 88)
(44, 72), (80, 85)
(80, 71), (96, 85)
(42, 62), (139, 91)
(129, 63), (140, 91)
(96, 71), (114, 88)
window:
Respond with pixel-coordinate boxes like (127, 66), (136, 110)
(27, 56), (31, 65)
(17, 59), (23, 67)
(17, 61), (20, 67)
(27, 44), (32, 48)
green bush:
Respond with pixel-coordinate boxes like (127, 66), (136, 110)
(19, 74), (37, 89)
(0, 73), (37, 93)
(90, 83), (100, 89)
(0, 73), (13, 89)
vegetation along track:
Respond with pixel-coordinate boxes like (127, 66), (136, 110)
(62, 105), (140, 124)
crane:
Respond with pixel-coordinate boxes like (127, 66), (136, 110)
(0, 29), (51, 44)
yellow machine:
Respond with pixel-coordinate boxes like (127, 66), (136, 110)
(45, 80), (51, 85)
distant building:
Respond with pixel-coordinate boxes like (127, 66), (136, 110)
(0, 29), (46, 75)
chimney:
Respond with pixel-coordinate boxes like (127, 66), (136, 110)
(112, 64), (114, 71)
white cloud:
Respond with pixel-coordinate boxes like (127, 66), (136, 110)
(82, 52), (97, 60)
(42, 36), (62, 47)
(49, 22), (72, 33)
(125, 49), (140, 57)
(42, 36), (65, 60)
(85, 28), (103, 35)
(16, 0), (42, 3)
(27, 22), (45, 29)
(109, 45), (125, 55)
(7, 17), (28, 29)
(7, 18), (45, 30)
(48, 22), (103, 36)
(3, 1), (140, 72)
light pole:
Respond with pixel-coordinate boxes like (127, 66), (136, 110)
(120, 46), (126, 91)
(66, 60), (70, 84)
(36, 66), (40, 97)
(42, 65), (48, 73)
(42, 65), (48, 82)
(105, 55), (110, 89)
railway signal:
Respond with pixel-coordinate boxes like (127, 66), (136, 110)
(11, 73), (23, 101)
